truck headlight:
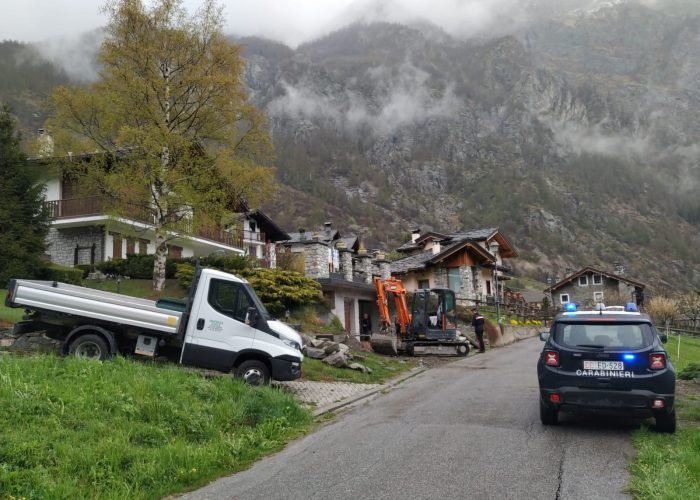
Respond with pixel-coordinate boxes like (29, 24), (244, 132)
(281, 337), (301, 351)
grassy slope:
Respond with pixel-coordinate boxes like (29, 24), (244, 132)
(301, 351), (417, 384)
(0, 289), (24, 324)
(0, 354), (312, 499)
(628, 335), (700, 499)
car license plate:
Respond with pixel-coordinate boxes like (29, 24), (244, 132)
(583, 360), (624, 370)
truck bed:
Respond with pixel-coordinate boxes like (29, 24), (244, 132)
(10, 280), (182, 335)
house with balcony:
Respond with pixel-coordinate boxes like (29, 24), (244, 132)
(390, 228), (518, 306)
(36, 155), (288, 268)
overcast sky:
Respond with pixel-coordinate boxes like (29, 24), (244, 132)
(0, 0), (665, 47)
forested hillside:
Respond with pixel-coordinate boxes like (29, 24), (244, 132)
(1, 0), (699, 292)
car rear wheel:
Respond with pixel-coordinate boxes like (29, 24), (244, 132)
(68, 334), (108, 361)
(655, 409), (676, 433)
(540, 399), (559, 426)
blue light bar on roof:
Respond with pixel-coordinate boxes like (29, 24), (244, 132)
(625, 303), (638, 312)
(565, 303), (577, 312)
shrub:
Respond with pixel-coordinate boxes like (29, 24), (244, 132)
(74, 264), (93, 279)
(240, 268), (321, 316)
(39, 264), (83, 284)
(98, 254), (177, 279)
(678, 362), (700, 381)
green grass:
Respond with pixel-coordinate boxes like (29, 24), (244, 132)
(0, 354), (313, 499)
(628, 334), (700, 499)
(0, 289), (25, 324)
(301, 351), (416, 384)
(82, 278), (188, 301)
(665, 334), (700, 373)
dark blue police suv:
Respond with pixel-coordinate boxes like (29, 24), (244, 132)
(537, 305), (676, 432)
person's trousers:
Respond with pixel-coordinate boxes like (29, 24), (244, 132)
(475, 330), (485, 352)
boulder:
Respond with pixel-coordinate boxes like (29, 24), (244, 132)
(348, 362), (373, 374)
(338, 343), (350, 354)
(304, 346), (327, 359)
(322, 351), (348, 368)
(301, 334), (315, 347)
(322, 342), (340, 355)
(310, 338), (326, 348)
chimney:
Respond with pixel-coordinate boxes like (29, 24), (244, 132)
(324, 221), (332, 234)
(36, 128), (54, 157)
(411, 229), (420, 243)
(299, 227), (306, 241)
(432, 241), (441, 255)
(613, 261), (624, 276)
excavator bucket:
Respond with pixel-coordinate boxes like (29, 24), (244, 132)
(370, 332), (398, 355)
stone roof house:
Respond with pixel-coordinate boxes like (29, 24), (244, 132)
(277, 223), (388, 336)
(390, 228), (518, 306)
(543, 266), (646, 309)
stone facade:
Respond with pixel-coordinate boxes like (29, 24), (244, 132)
(302, 239), (330, 279)
(46, 226), (105, 267)
(338, 248), (353, 281)
(433, 265), (448, 289)
(353, 254), (373, 284)
(553, 272), (639, 307)
(459, 265), (476, 300)
(376, 259), (391, 280)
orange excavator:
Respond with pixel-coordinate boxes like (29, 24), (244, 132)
(370, 277), (469, 356)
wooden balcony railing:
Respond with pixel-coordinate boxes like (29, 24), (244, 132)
(43, 197), (248, 249)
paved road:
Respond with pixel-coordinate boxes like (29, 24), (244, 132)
(184, 338), (636, 500)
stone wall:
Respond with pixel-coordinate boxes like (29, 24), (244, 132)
(303, 240), (330, 279)
(433, 265), (447, 289)
(339, 249), (353, 281)
(353, 254), (373, 284)
(459, 265), (476, 300)
(46, 226), (105, 267)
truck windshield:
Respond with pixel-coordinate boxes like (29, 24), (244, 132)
(244, 283), (272, 320)
(553, 322), (653, 350)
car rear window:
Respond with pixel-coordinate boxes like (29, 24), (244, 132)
(553, 322), (654, 350)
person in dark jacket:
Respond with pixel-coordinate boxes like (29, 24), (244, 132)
(471, 309), (485, 353)
(360, 313), (372, 350)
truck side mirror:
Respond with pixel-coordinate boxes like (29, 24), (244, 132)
(539, 332), (550, 342)
(245, 307), (259, 327)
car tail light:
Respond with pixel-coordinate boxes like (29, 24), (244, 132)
(652, 399), (664, 409)
(649, 353), (666, 370)
(544, 350), (560, 367)
(550, 394), (561, 403)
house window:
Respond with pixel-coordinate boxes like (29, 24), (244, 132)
(168, 245), (182, 259)
(448, 268), (461, 294)
(579, 275), (588, 286)
(594, 291), (604, 303)
(139, 239), (149, 255)
(126, 238), (135, 255)
(560, 294), (570, 304)
(486, 280), (492, 296)
(418, 279), (430, 289)
(593, 274), (602, 285)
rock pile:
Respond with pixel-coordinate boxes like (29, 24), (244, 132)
(0, 329), (62, 354)
(301, 335), (372, 374)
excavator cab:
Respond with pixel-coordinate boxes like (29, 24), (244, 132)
(408, 288), (458, 341)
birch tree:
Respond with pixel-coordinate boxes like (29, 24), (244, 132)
(47, 0), (275, 290)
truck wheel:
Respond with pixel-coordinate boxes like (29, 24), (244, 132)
(540, 399), (559, 426)
(69, 334), (108, 361)
(236, 360), (270, 386)
(456, 344), (469, 357)
(655, 409), (676, 433)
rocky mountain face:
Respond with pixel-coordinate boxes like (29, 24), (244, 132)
(241, 2), (700, 292)
(1, 1), (699, 292)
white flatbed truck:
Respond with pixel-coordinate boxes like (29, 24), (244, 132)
(5, 267), (303, 385)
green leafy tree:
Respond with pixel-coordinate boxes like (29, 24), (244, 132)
(46, 0), (275, 290)
(0, 106), (50, 286)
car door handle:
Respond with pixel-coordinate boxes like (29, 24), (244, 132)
(196, 318), (205, 330)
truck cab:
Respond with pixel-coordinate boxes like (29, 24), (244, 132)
(179, 269), (303, 384)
